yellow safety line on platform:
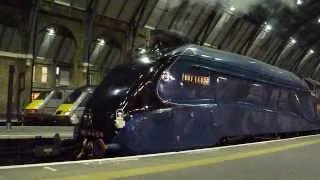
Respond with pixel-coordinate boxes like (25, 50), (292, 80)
(48, 138), (320, 180)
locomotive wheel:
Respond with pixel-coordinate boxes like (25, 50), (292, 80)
(77, 138), (107, 159)
(92, 139), (107, 158)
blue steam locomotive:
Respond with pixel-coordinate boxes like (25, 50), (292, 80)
(76, 45), (320, 157)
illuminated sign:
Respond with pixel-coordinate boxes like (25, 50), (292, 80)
(182, 73), (210, 86)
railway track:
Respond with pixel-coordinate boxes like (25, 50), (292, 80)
(0, 129), (319, 166)
(0, 135), (77, 166)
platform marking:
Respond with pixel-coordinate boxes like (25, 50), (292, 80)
(0, 134), (72, 138)
(1, 133), (320, 170)
(47, 138), (320, 180)
(43, 167), (57, 172)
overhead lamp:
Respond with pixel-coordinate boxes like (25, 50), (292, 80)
(290, 37), (297, 44)
(230, 6), (236, 11)
(56, 66), (60, 75)
(264, 23), (273, 32)
(297, 0), (303, 5)
(112, 88), (121, 95)
(47, 27), (56, 36)
(309, 49), (315, 54)
(139, 48), (146, 54)
(318, 17), (320, 23)
(97, 38), (105, 46)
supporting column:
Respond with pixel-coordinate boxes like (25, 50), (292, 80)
(83, 0), (98, 86)
(28, 0), (39, 102)
(6, 65), (15, 130)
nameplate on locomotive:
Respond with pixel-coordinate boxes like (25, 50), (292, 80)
(181, 73), (210, 86)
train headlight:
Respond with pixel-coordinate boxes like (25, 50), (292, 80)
(70, 114), (79, 124)
(65, 111), (71, 116)
(114, 110), (125, 129)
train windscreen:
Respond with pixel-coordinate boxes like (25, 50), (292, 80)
(64, 88), (83, 104)
(35, 91), (51, 100)
(90, 64), (154, 113)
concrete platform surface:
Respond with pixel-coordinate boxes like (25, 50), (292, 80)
(0, 134), (320, 180)
(0, 126), (74, 139)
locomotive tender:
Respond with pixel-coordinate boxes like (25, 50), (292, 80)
(77, 44), (320, 157)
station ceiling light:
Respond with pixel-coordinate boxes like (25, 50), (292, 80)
(97, 38), (105, 46)
(47, 27), (56, 36)
(230, 6), (236, 12)
(290, 37), (297, 44)
(265, 24), (272, 31)
(309, 49), (315, 54)
(56, 66), (60, 75)
(296, 0), (303, 5)
(318, 17), (320, 23)
(264, 22), (273, 32)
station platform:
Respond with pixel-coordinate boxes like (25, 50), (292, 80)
(0, 134), (320, 180)
(0, 126), (74, 139)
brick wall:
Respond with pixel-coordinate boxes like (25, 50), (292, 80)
(0, 57), (27, 117)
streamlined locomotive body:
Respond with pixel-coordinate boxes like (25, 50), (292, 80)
(77, 45), (320, 156)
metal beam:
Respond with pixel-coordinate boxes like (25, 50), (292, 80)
(240, 25), (260, 55)
(116, 0), (129, 19)
(194, 9), (217, 44)
(128, 0), (149, 51)
(40, 1), (129, 32)
(155, 0), (170, 29)
(140, 0), (159, 26)
(101, 0), (111, 16)
(186, 5), (206, 38)
(312, 62), (320, 79)
(167, 0), (188, 30)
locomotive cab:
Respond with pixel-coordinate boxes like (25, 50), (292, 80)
(55, 86), (95, 125)
(23, 87), (73, 125)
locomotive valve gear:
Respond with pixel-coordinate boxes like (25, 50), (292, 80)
(115, 110), (125, 129)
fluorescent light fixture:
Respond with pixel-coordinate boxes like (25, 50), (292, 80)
(47, 27), (56, 36)
(309, 49), (315, 54)
(56, 66), (60, 75)
(297, 0), (303, 5)
(230, 6), (236, 11)
(112, 89), (121, 95)
(290, 38), (297, 44)
(97, 38), (105, 46)
(265, 24), (272, 32)
(138, 48), (146, 54)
